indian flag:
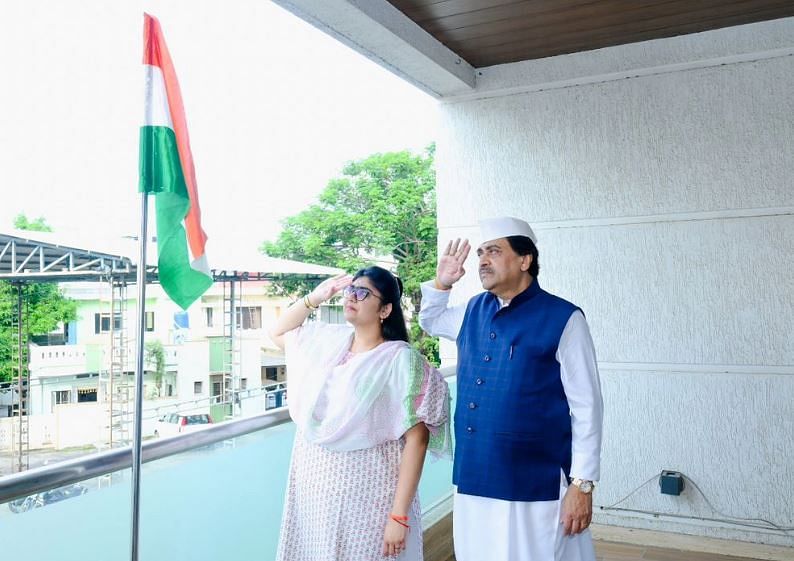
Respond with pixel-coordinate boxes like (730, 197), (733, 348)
(139, 13), (212, 310)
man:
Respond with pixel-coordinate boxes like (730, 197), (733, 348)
(419, 216), (603, 561)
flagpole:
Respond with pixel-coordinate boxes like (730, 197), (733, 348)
(130, 191), (149, 561)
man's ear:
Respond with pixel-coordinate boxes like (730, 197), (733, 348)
(520, 255), (533, 272)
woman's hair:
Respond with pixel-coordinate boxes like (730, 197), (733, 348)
(352, 266), (409, 342)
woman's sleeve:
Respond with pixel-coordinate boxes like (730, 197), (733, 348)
(284, 322), (353, 382)
(283, 321), (335, 362)
(283, 324), (310, 366)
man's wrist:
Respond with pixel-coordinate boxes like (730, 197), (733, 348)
(571, 478), (595, 494)
(434, 278), (452, 291)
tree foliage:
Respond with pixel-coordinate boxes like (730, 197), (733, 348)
(261, 145), (440, 364)
(0, 215), (77, 383)
(13, 214), (53, 232)
(145, 340), (166, 396)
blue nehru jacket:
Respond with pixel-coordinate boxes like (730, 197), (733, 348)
(453, 279), (580, 501)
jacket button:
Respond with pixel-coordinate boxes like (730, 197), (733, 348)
(484, 355), (491, 362)
(468, 402), (476, 410)
(475, 378), (484, 385)
(489, 332), (496, 340)
(466, 426), (474, 433)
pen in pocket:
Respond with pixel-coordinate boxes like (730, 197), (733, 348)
(509, 345), (513, 360)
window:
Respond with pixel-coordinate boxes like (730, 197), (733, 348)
(77, 389), (97, 403)
(265, 367), (278, 381)
(94, 313), (122, 334)
(51, 390), (71, 411)
(204, 307), (214, 327)
(236, 306), (262, 330)
(194, 381), (203, 395)
(320, 305), (345, 324)
(145, 311), (155, 332)
(241, 378), (248, 390)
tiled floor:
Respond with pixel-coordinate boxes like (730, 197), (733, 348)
(423, 514), (779, 561)
(595, 540), (768, 561)
(435, 541), (770, 561)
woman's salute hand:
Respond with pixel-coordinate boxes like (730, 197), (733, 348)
(308, 273), (353, 306)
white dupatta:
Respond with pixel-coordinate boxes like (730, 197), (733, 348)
(284, 322), (451, 458)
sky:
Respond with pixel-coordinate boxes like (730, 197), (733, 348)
(0, 0), (438, 259)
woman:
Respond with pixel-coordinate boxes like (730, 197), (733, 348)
(269, 266), (451, 561)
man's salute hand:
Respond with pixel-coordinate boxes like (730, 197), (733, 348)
(436, 238), (470, 290)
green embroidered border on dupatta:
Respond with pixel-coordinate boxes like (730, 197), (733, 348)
(403, 350), (424, 429)
(403, 349), (452, 459)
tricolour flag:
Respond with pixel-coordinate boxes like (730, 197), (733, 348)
(139, 13), (212, 310)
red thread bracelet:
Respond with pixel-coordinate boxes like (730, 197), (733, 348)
(390, 514), (410, 528)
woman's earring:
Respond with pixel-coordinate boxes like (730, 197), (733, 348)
(380, 317), (384, 324)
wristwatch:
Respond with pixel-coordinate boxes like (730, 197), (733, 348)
(572, 478), (595, 494)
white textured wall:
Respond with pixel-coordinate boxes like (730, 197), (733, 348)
(435, 18), (794, 546)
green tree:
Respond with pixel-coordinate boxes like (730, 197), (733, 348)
(145, 340), (166, 396)
(0, 215), (77, 382)
(262, 145), (440, 364)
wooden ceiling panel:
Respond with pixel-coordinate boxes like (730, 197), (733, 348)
(409, 0), (609, 34)
(445, 2), (794, 65)
(429, 1), (690, 44)
(388, 0), (794, 67)
(397, 0), (524, 23)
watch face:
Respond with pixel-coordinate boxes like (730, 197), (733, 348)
(579, 481), (594, 493)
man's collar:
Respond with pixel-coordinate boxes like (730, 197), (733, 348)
(488, 277), (540, 308)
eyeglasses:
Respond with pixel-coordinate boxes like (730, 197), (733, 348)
(342, 285), (382, 302)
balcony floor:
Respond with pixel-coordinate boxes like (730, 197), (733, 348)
(595, 541), (767, 561)
(435, 542), (770, 561)
(424, 516), (776, 561)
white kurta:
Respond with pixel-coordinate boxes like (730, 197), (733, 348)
(276, 322), (452, 561)
(419, 281), (604, 561)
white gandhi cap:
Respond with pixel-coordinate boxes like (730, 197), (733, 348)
(478, 216), (537, 244)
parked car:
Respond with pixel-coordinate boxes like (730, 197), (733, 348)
(8, 483), (88, 513)
(153, 413), (213, 438)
